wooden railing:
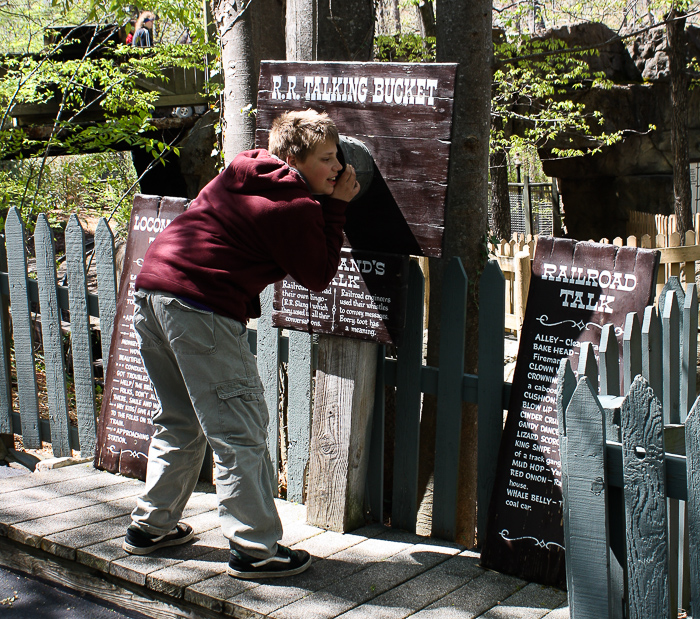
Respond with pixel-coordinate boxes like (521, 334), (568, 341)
(557, 279), (699, 618)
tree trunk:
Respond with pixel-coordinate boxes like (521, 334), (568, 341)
(418, 1), (436, 39)
(317, 0), (374, 61)
(490, 121), (510, 240)
(668, 8), (692, 238)
(287, 0), (317, 60)
(213, 0), (256, 164)
(416, 0), (492, 546)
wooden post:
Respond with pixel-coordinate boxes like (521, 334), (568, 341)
(306, 336), (377, 532)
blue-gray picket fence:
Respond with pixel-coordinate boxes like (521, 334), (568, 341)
(558, 278), (699, 618)
(0, 208), (508, 545)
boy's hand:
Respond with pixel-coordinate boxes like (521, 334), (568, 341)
(331, 165), (360, 202)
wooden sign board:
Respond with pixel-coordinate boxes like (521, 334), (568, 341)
(272, 248), (409, 346)
(480, 237), (660, 588)
(94, 194), (188, 480)
(257, 60), (457, 258)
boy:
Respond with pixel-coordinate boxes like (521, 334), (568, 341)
(122, 110), (359, 579)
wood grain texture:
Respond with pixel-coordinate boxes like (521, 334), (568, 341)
(599, 324), (619, 397)
(287, 329), (313, 503)
(686, 399), (700, 615)
(392, 260), (425, 532)
(621, 375), (670, 619)
(66, 215), (96, 457)
(477, 259), (505, 545)
(642, 304), (662, 400)
(622, 312), (641, 395)
(34, 215), (71, 456)
(5, 207), (40, 447)
(258, 284), (280, 494)
(576, 341), (598, 395)
(95, 218), (117, 375)
(306, 336), (377, 532)
(562, 377), (611, 619)
(662, 289), (680, 425)
(432, 258), (467, 540)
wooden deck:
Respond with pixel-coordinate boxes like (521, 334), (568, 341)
(0, 463), (569, 618)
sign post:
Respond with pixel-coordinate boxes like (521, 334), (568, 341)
(481, 237), (660, 587)
(257, 61), (456, 530)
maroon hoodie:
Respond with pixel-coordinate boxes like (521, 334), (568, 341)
(135, 149), (347, 322)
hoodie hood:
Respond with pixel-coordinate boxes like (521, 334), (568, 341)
(222, 149), (306, 195)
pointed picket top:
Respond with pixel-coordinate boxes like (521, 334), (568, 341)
(685, 397), (700, 609)
(5, 206), (40, 447)
(642, 304), (662, 401)
(662, 289), (680, 425)
(562, 375), (611, 618)
(621, 375), (670, 618)
(34, 214), (71, 456)
(623, 312), (642, 395)
(556, 358), (576, 438)
(659, 276), (685, 335)
(599, 323), (619, 397)
(577, 341), (599, 394)
(95, 217), (118, 372)
(681, 283), (698, 421)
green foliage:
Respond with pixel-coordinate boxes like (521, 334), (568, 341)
(0, 152), (138, 235)
(374, 33), (435, 63)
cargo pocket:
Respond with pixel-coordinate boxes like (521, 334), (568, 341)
(215, 378), (268, 446)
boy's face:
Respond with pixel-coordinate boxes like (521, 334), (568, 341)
(287, 139), (342, 195)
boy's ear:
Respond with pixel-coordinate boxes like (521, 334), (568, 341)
(285, 154), (297, 168)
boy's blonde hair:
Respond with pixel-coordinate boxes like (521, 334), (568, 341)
(268, 109), (339, 162)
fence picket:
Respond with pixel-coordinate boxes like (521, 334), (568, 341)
(556, 358), (576, 597)
(0, 251), (11, 435)
(5, 208), (40, 448)
(35, 215), (71, 456)
(432, 257), (467, 540)
(477, 259), (505, 545)
(623, 312), (642, 394)
(65, 215), (96, 457)
(258, 285), (280, 496)
(577, 341), (599, 394)
(367, 344), (385, 523)
(681, 283), (697, 422)
(286, 330), (312, 503)
(642, 305), (663, 399)
(392, 260), (424, 532)
(686, 400), (700, 616)
(599, 324), (619, 397)
(561, 377), (611, 618)
(621, 376), (670, 618)
(95, 218), (117, 374)
(661, 289), (680, 425)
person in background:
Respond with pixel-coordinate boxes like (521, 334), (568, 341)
(132, 11), (155, 47)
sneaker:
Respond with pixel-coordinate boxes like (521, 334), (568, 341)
(227, 545), (312, 579)
(122, 522), (194, 555)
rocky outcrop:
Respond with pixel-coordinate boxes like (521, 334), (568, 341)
(533, 22), (700, 240)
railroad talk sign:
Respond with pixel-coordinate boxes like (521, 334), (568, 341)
(480, 237), (660, 588)
(258, 61), (457, 343)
